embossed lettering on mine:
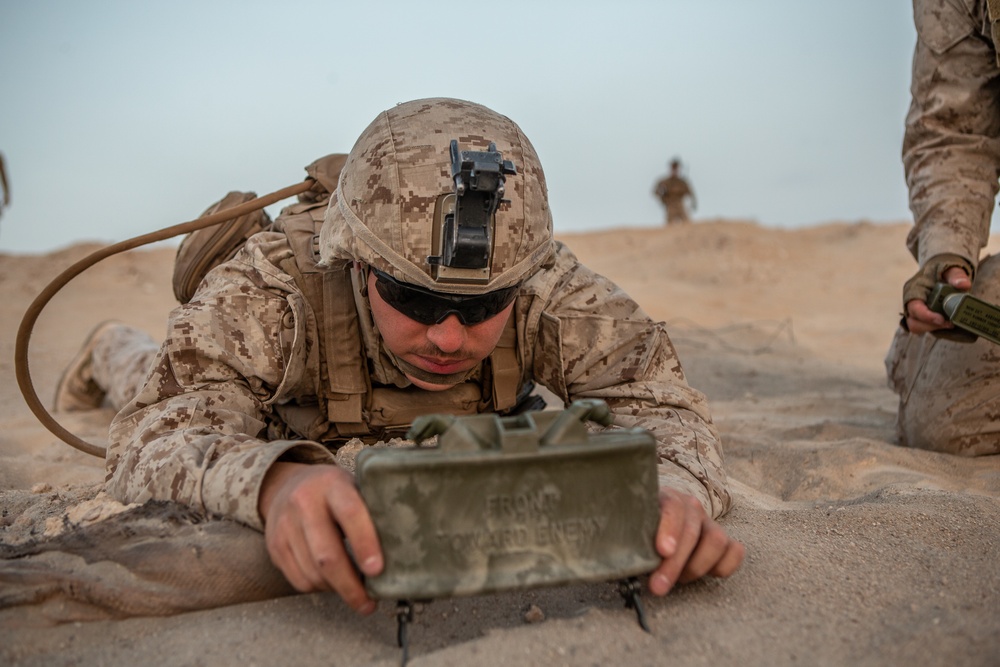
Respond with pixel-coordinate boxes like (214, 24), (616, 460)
(436, 487), (610, 556)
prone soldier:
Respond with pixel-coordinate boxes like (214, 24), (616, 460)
(55, 98), (744, 613)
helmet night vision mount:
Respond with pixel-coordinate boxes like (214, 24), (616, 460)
(427, 140), (516, 286)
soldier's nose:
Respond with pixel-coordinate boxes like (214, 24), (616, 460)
(426, 314), (466, 354)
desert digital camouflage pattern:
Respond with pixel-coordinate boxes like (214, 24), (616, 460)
(357, 401), (661, 599)
(885, 0), (1000, 456)
(106, 234), (730, 527)
(319, 98), (555, 295)
(903, 0), (999, 273)
(886, 255), (1000, 455)
(106, 97), (731, 533)
(90, 323), (160, 411)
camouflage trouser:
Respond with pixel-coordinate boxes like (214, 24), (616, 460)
(884, 254), (1000, 456)
(92, 323), (159, 412)
(665, 203), (689, 224)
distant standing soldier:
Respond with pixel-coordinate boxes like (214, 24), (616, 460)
(653, 158), (696, 224)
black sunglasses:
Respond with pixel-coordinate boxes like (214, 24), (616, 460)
(372, 269), (518, 325)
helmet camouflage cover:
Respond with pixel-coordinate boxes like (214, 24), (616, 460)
(318, 98), (555, 295)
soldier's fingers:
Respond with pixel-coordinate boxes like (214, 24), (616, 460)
(261, 464), (362, 598)
(283, 473), (377, 613)
(943, 266), (972, 289)
(264, 514), (328, 593)
(300, 509), (373, 613)
(649, 491), (703, 596)
(327, 479), (383, 580)
(709, 540), (746, 579)
(669, 494), (707, 567)
(905, 299), (949, 333)
(287, 531), (335, 593)
(676, 521), (744, 584)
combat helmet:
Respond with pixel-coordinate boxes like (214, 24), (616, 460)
(318, 98), (555, 295)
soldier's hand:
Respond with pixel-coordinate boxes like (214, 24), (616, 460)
(648, 488), (745, 596)
(258, 462), (383, 614)
(905, 265), (972, 334)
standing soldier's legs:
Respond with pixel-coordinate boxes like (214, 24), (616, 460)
(54, 322), (160, 413)
(885, 254), (1000, 456)
(666, 203), (689, 224)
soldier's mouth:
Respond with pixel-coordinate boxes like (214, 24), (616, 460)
(414, 356), (473, 375)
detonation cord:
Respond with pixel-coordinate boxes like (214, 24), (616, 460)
(14, 178), (317, 458)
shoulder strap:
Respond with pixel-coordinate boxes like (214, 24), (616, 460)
(489, 312), (521, 411)
(276, 213), (368, 427)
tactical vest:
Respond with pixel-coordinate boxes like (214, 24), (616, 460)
(270, 209), (527, 444)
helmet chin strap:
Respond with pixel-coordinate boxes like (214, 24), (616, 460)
(388, 352), (477, 387)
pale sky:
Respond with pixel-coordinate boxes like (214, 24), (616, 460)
(1, 1), (919, 254)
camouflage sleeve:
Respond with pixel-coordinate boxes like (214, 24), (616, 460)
(903, 0), (1000, 271)
(531, 247), (731, 519)
(653, 179), (666, 200)
(106, 232), (334, 530)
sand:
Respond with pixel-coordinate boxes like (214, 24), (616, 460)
(1, 220), (998, 666)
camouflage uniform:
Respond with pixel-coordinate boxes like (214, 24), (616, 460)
(105, 237), (729, 529)
(90, 323), (159, 411)
(886, 259), (1000, 455)
(653, 174), (694, 224)
(884, 0), (1000, 455)
(104, 99), (731, 531)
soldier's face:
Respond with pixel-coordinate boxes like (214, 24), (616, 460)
(367, 271), (514, 391)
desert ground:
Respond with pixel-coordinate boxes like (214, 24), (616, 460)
(2, 219), (998, 666)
